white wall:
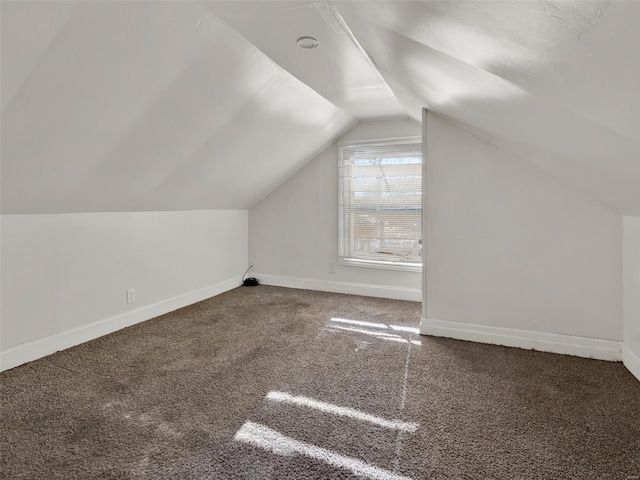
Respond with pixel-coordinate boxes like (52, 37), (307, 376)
(623, 216), (640, 380)
(0, 210), (248, 370)
(249, 117), (422, 301)
(421, 111), (623, 359)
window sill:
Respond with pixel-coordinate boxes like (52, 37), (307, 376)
(338, 257), (422, 273)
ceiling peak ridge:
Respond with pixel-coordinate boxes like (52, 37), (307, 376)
(321, 4), (407, 118)
(199, 1), (357, 121)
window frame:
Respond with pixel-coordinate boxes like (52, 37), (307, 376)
(338, 135), (423, 273)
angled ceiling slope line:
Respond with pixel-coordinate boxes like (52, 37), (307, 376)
(346, 0), (640, 145)
(3, 1), (639, 214)
(1, 1), (355, 215)
(333, 1), (640, 214)
(203, 0), (407, 121)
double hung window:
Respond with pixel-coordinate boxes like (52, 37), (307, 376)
(338, 137), (422, 271)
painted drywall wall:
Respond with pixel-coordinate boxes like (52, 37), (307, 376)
(623, 216), (640, 379)
(249, 117), (422, 300)
(1, 210), (247, 355)
(423, 111), (622, 341)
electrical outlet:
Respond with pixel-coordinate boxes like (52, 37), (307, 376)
(127, 288), (135, 303)
(329, 263), (337, 274)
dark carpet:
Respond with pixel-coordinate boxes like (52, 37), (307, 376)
(1, 286), (638, 479)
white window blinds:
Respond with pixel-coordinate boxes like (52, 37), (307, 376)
(338, 136), (422, 271)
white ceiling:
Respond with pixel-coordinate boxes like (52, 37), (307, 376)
(202, 1), (406, 120)
(334, 0), (640, 213)
(1, 1), (639, 214)
(0, 1), (355, 213)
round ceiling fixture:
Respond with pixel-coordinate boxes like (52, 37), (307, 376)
(297, 36), (319, 49)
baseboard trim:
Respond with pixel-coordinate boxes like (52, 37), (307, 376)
(0, 277), (241, 372)
(622, 344), (640, 382)
(255, 273), (421, 302)
(420, 317), (621, 361)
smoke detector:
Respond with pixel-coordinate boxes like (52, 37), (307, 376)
(297, 36), (319, 49)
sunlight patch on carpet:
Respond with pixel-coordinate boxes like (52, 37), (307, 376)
(234, 421), (415, 480)
(330, 317), (420, 335)
(266, 391), (419, 433)
(325, 321), (422, 346)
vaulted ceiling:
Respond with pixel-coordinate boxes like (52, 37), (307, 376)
(2, 1), (639, 215)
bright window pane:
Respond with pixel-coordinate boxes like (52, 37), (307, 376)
(338, 137), (422, 271)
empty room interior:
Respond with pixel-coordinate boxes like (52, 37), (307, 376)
(1, 1), (639, 478)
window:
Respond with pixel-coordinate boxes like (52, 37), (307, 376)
(338, 136), (422, 272)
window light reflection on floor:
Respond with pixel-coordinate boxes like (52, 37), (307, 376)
(389, 325), (420, 335)
(331, 317), (389, 329)
(379, 336), (422, 346)
(234, 421), (415, 480)
(266, 391), (418, 433)
(330, 317), (420, 335)
(326, 318), (421, 346)
(330, 325), (404, 338)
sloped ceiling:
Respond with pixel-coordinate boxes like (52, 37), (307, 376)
(0, 1), (356, 214)
(333, 0), (640, 214)
(2, 1), (639, 215)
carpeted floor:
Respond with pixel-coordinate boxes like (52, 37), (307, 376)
(1, 285), (638, 479)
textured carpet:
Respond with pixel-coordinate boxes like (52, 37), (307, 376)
(1, 285), (638, 479)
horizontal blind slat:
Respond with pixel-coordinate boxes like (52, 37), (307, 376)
(338, 136), (422, 267)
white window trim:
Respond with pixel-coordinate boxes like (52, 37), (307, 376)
(338, 136), (423, 273)
(338, 257), (422, 272)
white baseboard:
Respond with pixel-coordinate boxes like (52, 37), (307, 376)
(0, 277), (241, 372)
(254, 273), (421, 302)
(622, 344), (640, 382)
(420, 317), (621, 361)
